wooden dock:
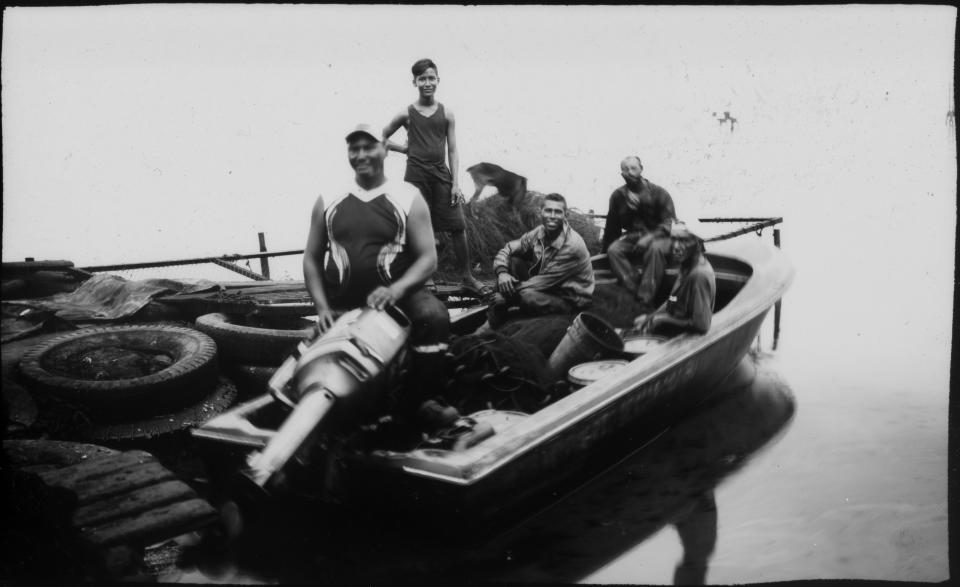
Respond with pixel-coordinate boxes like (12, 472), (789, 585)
(4, 440), (220, 579)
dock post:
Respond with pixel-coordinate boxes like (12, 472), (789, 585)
(772, 227), (782, 350)
(258, 232), (271, 280)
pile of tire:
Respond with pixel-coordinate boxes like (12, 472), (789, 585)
(17, 324), (236, 441)
(194, 313), (316, 397)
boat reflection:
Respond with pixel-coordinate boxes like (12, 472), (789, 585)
(447, 354), (796, 584)
(172, 354), (795, 585)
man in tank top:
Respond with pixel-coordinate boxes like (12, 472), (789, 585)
(382, 58), (490, 299)
(633, 220), (716, 336)
(302, 124), (458, 432)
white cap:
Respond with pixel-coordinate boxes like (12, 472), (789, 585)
(345, 123), (380, 143)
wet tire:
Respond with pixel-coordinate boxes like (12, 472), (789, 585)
(195, 312), (313, 365)
(18, 324), (218, 421)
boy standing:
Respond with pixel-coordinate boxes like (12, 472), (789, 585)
(382, 58), (490, 297)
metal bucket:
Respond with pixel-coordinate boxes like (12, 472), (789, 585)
(546, 312), (624, 383)
(567, 359), (629, 389)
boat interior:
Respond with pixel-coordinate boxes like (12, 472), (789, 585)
(195, 247), (759, 473)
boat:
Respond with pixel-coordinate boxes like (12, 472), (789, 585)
(193, 234), (794, 519)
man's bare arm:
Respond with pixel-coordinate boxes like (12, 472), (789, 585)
(382, 111), (409, 154)
(302, 194), (335, 331)
(446, 107), (463, 204)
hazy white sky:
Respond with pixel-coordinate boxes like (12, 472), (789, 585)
(2, 4), (956, 266)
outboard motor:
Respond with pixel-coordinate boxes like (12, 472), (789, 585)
(240, 305), (410, 493)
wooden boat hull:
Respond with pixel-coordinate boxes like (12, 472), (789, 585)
(333, 237), (793, 517)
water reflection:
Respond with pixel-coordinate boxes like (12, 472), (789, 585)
(451, 354), (795, 584)
(170, 354), (795, 584)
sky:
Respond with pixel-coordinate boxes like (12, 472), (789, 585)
(2, 4), (956, 269)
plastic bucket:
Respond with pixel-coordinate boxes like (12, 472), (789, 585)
(568, 359), (629, 389)
(622, 334), (667, 357)
(546, 312), (624, 382)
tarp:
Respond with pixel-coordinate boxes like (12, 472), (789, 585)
(5, 274), (220, 322)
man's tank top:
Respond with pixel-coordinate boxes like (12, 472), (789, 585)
(405, 103), (451, 183)
(321, 180), (418, 307)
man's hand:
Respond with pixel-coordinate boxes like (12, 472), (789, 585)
(450, 185), (465, 206)
(367, 285), (400, 311)
(633, 314), (648, 330)
(315, 308), (336, 335)
(496, 272), (519, 297)
(635, 232), (655, 251)
(634, 312), (661, 334)
(638, 312), (666, 334)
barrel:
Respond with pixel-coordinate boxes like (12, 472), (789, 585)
(567, 359), (629, 389)
(546, 312), (624, 383)
(622, 334), (667, 357)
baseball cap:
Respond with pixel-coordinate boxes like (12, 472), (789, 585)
(345, 123), (381, 143)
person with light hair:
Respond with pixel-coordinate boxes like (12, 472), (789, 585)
(634, 219), (716, 335)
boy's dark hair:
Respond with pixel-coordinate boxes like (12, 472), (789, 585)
(412, 58), (438, 78)
(543, 193), (567, 210)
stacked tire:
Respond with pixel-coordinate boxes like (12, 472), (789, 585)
(194, 313), (316, 397)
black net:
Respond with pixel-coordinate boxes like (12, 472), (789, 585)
(442, 330), (554, 414)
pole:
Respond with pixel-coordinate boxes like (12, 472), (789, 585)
(258, 232), (271, 280)
(773, 227), (782, 350)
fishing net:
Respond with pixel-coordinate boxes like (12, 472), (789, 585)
(497, 314), (573, 358)
(587, 282), (653, 329)
(442, 330), (555, 414)
(435, 191), (602, 281)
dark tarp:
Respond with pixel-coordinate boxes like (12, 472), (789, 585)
(4, 274), (220, 323)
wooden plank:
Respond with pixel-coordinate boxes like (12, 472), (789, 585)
(2, 260), (76, 273)
(70, 461), (176, 506)
(72, 479), (198, 529)
(38, 450), (155, 490)
(3, 439), (118, 469)
(81, 498), (220, 547)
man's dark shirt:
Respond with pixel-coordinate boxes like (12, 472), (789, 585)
(601, 178), (676, 252)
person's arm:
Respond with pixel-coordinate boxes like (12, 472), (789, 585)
(366, 194), (438, 310)
(601, 191), (621, 252)
(446, 107), (464, 205)
(302, 194), (336, 332)
(382, 111), (409, 155)
(655, 187), (677, 236)
(492, 231), (535, 296)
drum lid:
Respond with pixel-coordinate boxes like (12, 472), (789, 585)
(568, 360), (629, 386)
(623, 335), (667, 356)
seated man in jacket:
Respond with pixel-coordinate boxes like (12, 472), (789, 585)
(634, 219), (716, 336)
(602, 156), (677, 311)
(484, 193), (595, 329)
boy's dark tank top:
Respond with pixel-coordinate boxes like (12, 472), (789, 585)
(405, 103), (451, 183)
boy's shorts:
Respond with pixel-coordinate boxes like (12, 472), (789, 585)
(407, 178), (466, 232)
